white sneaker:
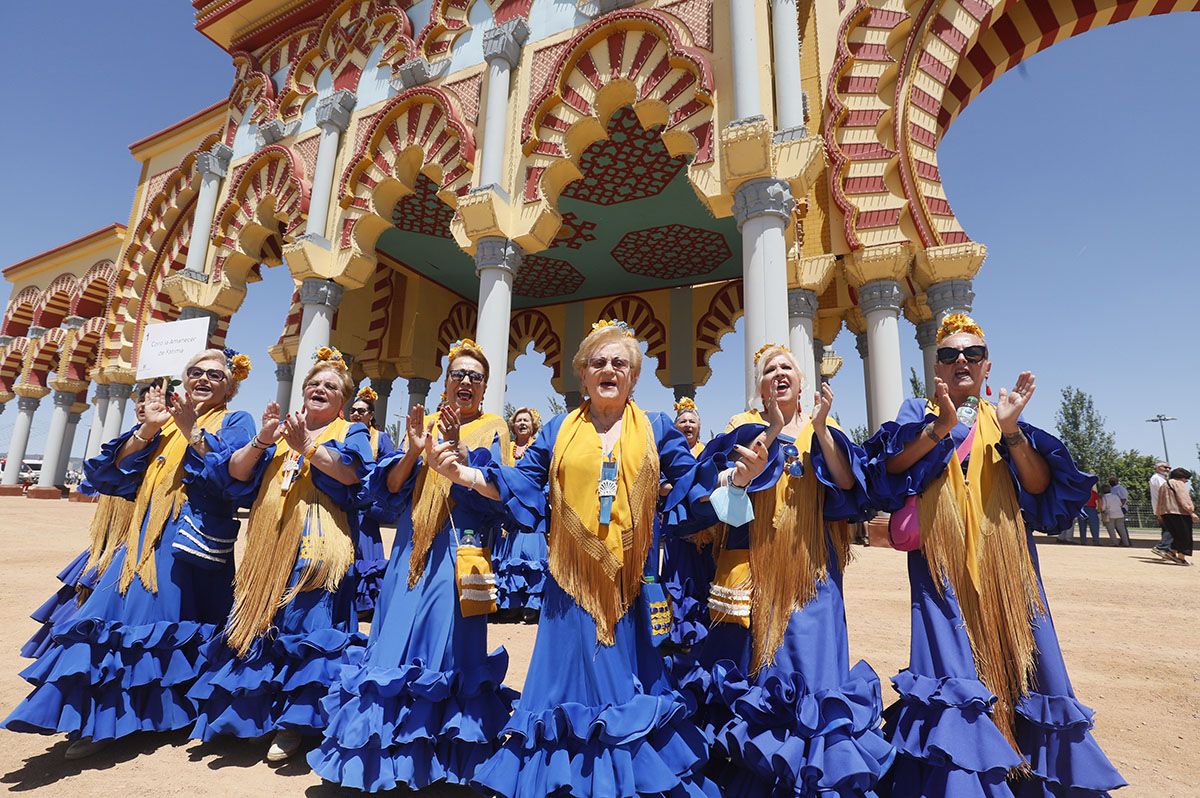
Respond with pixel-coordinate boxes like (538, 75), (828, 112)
(266, 729), (303, 762)
(64, 737), (111, 760)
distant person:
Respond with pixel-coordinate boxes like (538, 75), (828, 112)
(1155, 468), (1195, 566)
(1070, 482), (1101, 545)
(1100, 488), (1131, 547)
(1150, 462), (1171, 555)
(1108, 476), (1128, 508)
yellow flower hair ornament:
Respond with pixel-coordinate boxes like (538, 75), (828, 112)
(674, 397), (698, 415)
(448, 338), (480, 361)
(592, 319), (635, 337)
(936, 313), (986, 344)
(753, 343), (790, 365)
(357, 386), (378, 403)
(315, 346), (347, 367)
(222, 348), (252, 381)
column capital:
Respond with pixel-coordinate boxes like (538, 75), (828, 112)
(17, 394), (42, 413)
(787, 287), (817, 320)
(915, 319), (938, 349)
(52, 389), (77, 408)
(62, 315), (86, 329)
(394, 57), (450, 90)
(858, 279), (904, 317)
(482, 18), (530, 68)
(298, 277), (345, 310)
(178, 306), (219, 336)
(732, 178), (794, 229)
(50, 378), (88, 395)
(672, 384), (696, 401)
(196, 143), (233, 180)
(926, 278), (975, 320)
(854, 332), (869, 360)
(108, 383), (134, 400)
(370, 377), (394, 397)
(316, 89), (356, 133)
(26, 326), (47, 340)
(275, 360), (295, 381)
(474, 237), (524, 277)
(67, 410), (84, 424)
(258, 119), (298, 146)
(92, 383), (110, 402)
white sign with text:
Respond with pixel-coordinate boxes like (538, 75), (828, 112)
(136, 317), (211, 380)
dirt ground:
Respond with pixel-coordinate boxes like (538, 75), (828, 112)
(0, 496), (1195, 796)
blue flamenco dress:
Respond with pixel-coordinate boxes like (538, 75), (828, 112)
(490, 443), (548, 613)
(189, 421), (371, 741)
(3, 411), (254, 741)
(675, 423), (895, 797)
(864, 398), (1126, 797)
(354, 427), (396, 616)
(661, 441), (715, 651)
(468, 408), (721, 798)
(308, 413), (518, 792)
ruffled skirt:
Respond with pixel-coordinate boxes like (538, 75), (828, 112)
(21, 550), (96, 660)
(353, 517), (388, 615)
(661, 538), (713, 651)
(491, 529), (547, 612)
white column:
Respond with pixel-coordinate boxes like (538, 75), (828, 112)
(926, 278), (975, 324)
(100, 383), (133, 445)
(406, 377), (432, 412)
(55, 408), (83, 485)
(474, 237), (521, 417)
(83, 384), (110, 460)
(733, 178), (795, 404)
(2, 394), (43, 485)
(274, 360), (294, 414)
(303, 89), (356, 242)
(859, 279), (905, 429)
(855, 333), (874, 430)
(479, 19), (529, 189)
(770, 0), (806, 132)
(915, 320), (938, 400)
(290, 278), (345, 411)
(787, 288), (818, 410)
(35, 390), (77, 489)
(729, 0), (763, 119)
(369, 377), (394, 425)
(182, 144), (232, 277)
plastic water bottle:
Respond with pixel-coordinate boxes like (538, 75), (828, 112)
(956, 395), (979, 428)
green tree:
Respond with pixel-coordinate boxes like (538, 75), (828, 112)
(908, 366), (925, 399)
(503, 401), (516, 420)
(848, 424), (871, 446)
(546, 394), (567, 415)
(1105, 449), (1157, 504)
(1054, 387), (1116, 478)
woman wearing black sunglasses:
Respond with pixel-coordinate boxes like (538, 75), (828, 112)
(346, 386), (396, 620)
(864, 314), (1124, 796)
(4, 349), (255, 760)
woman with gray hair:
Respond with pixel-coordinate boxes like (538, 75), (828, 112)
(3, 348), (256, 760)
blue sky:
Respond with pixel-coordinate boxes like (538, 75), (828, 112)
(1, 4), (1197, 474)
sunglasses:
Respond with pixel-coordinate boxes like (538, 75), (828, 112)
(348, 405), (370, 415)
(587, 356), (630, 371)
(936, 345), (988, 365)
(186, 367), (228, 382)
(448, 369), (486, 384)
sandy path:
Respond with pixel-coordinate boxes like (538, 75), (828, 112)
(0, 497), (1194, 796)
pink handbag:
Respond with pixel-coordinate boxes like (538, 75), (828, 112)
(888, 424), (977, 551)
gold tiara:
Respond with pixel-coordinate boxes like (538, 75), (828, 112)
(936, 313), (985, 344)
(591, 319), (635, 337)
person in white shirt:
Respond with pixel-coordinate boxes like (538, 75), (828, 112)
(1150, 462), (1171, 554)
(1100, 489), (1130, 547)
(1107, 477), (1128, 507)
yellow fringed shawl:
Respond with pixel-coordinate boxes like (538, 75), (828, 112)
(917, 399), (1045, 753)
(83, 494), (136, 590)
(223, 417), (356, 656)
(407, 412), (510, 589)
(548, 401), (658, 646)
(119, 408), (227, 594)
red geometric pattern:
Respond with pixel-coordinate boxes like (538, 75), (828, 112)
(611, 224), (731, 280)
(392, 174), (454, 238)
(514, 255), (584, 299)
(560, 107), (686, 206)
(551, 211), (596, 250)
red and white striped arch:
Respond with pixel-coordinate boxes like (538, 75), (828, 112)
(596, 294), (668, 380)
(693, 280), (743, 384)
(362, 265), (402, 364)
(0, 338), (29, 395)
(72, 259), (118, 319)
(31, 273), (79, 329)
(436, 301), (479, 363)
(2, 286), (42, 337)
(59, 316), (107, 383)
(508, 309), (562, 379)
(23, 327), (69, 388)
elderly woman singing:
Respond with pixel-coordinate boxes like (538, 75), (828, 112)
(865, 313), (1125, 796)
(429, 320), (773, 798)
(3, 350), (255, 760)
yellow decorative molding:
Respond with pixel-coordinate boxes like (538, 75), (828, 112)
(913, 242), (987, 288)
(451, 187), (509, 247)
(14, 384), (51, 400)
(283, 238), (372, 290)
(162, 272), (246, 317)
(719, 117), (774, 187)
(820, 348), (843, 380)
(774, 135), (827, 199)
(48, 378), (90, 395)
(789, 254), (837, 294)
(845, 243), (913, 287)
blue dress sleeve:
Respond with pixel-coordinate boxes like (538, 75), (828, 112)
(1007, 421), (1093, 532)
(311, 422), (372, 511)
(448, 432), (510, 540)
(810, 425), (871, 521)
(698, 423), (783, 495)
(182, 411), (256, 513)
(474, 415), (559, 532)
(366, 448), (417, 516)
(377, 430), (396, 459)
(83, 426), (159, 499)
(654, 413), (719, 536)
(863, 397), (954, 511)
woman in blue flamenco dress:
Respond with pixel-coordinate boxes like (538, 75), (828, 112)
(189, 346), (371, 764)
(678, 343), (894, 797)
(347, 385), (396, 620)
(308, 338), (518, 792)
(428, 320), (776, 798)
(864, 313), (1125, 797)
(490, 406), (548, 623)
(3, 349), (255, 760)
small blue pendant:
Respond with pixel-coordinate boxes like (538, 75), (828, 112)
(788, 461), (804, 478)
(783, 444), (799, 459)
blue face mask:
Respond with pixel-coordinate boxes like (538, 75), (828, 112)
(710, 484), (755, 527)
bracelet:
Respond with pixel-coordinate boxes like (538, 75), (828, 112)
(1001, 430), (1026, 448)
(132, 427), (153, 443)
(250, 435), (269, 450)
(304, 442), (320, 460)
(922, 424), (943, 443)
(471, 468), (482, 491)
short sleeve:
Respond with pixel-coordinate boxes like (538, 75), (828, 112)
(83, 426), (159, 499)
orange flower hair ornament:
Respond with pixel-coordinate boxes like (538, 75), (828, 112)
(674, 397), (698, 416)
(222, 348), (252, 382)
(357, 386), (378, 403)
(936, 313), (986, 344)
(753, 343), (790, 365)
(448, 338), (480, 361)
(591, 319), (636, 337)
(315, 346), (347, 367)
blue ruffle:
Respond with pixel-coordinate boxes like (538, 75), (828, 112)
(2, 617), (216, 741)
(307, 648), (518, 792)
(471, 689), (720, 798)
(353, 557), (389, 615)
(706, 658), (895, 795)
(1014, 691), (1127, 796)
(189, 626), (366, 740)
(83, 428), (157, 500)
(495, 556), (547, 611)
(21, 550), (96, 660)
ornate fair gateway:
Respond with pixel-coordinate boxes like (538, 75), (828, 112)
(1, 0), (1192, 498)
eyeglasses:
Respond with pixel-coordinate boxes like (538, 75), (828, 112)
(448, 369), (486, 384)
(936, 345), (988, 365)
(186, 367), (228, 382)
(587, 356), (630, 371)
(348, 405), (370, 416)
(305, 379), (342, 392)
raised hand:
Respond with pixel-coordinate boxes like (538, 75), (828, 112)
(170, 390), (200, 439)
(812, 383), (835, 430)
(932, 377), (958, 435)
(762, 392), (785, 446)
(260, 401), (284, 443)
(282, 409), (311, 452)
(438, 405), (462, 443)
(140, 386), (172, 430)
(996, 371), (1036, 433)
(426, 438), (468, 482)
(732, 434), (772, 488)
(405, 404), (429, 454)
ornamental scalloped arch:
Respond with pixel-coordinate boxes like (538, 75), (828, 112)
(508, 309), (562, 380)
(337, 86), (475, 274)
(59, 316), (108, 383)
(211, 144), (311, 285)
(521, 9), (715, 224)
(72, 259), (119, 319)
(0, 338), (30, 396)
(826, 0), (1199, 252)
(361, 264), (402, 365)
(31, 273), (80, 329)
(595, 294), (668, 385)
(222, 25), (321, 142)
(692, 279), (743, 388)
(2, 286), (41, 337)
(278, 0), (416, 122)
(22, 327), (69, 389)
(435, 301), (479, 366)
(415, 0), (507, 63)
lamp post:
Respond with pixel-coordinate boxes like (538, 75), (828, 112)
(1145, 414), (1177, 464)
